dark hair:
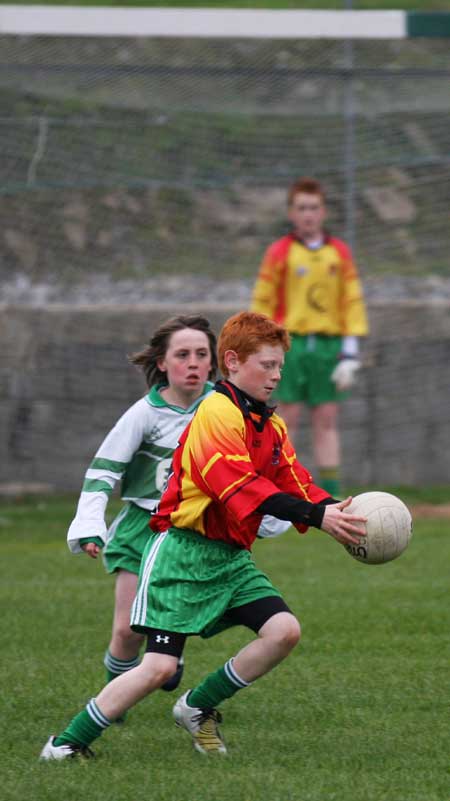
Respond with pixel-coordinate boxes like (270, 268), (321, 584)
(287, 177), (325, 206)
(130, 314), (218, 387)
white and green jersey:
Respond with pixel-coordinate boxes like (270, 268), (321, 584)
(67, 383), (213, 554)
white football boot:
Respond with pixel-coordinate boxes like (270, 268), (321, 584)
(40, 736), (94, 760)
(173, 691), (227, 755)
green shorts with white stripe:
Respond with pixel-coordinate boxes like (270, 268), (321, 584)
(130, 526), (282, 637)
(103, 502), (152, 575)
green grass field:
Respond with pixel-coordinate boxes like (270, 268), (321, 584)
(1, 496), (449, 801)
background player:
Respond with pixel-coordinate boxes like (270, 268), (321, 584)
(250, 177), (368, 497)
(41, 311), (366, 760)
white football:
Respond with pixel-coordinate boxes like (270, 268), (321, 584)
(345, 491), (413, 565)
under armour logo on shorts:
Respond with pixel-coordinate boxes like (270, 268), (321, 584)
(156, 634), (170, 644)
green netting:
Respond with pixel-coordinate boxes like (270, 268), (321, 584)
(1, 34), (449, 285)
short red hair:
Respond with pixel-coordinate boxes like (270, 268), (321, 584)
(287, 177), (325, 206)
(218, 312), (290, 378)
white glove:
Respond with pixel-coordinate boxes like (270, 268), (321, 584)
(331, 358), (361, 391)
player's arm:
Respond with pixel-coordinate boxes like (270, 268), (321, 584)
(67, 399), (149, 555)
(256, 493), (366, 546)
(188, 397), (364, 545)
(331, 248), (368, 390)
(199, 412), (326, 530)
(333, 239), (369, 337)
(189, 399), (290, 523)
(268, 416), (332, 508)
(259, 421), (366, 545)
(250, 241), (285, 319)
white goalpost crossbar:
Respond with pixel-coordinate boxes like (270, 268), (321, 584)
(0, 6), (408, 39)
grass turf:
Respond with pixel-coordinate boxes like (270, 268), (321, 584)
(1, 495), (448, 801)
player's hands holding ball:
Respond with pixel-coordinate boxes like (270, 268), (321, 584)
(320, 496), (367, 546)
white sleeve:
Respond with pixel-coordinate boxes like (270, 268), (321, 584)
(257, 515), (292, 539)
(67, 399), (152, 554)
(341, 335), (360, 357)
(66, 493), (110, 554)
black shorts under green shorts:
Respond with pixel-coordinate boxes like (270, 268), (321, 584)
(103, 502), (152, 575)
(130, 526), (282, 638)
(275, 333), (348, 407)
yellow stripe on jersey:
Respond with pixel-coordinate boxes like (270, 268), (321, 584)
(201, 451), (222, 479)
(218, 471), (254, 501)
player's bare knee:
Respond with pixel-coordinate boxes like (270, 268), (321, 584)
(159, 663), (178, 684)
(279, 616), (301, 651)
(140, 652), (178, 688)
(263, 612), (301, 652)
(115, 623), (143, 649)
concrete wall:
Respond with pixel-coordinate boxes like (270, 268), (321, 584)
(1, 300), (449, 493)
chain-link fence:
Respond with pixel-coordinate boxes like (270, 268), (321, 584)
(1, 31), (449, 297)
(1, 16), (450, 490)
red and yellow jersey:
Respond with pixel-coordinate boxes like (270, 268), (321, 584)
(250, 233), (368, 336)
(150, 381), (331, 550)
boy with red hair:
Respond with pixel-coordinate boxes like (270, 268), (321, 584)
(41, 312), (365, 760)
(251, 178), (368, 497)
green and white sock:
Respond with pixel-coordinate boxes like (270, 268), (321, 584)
(318, 467), (340, 498)
(104, 649), (140, 683)
(54, 698), (112, 748)
(188, 658), (251, 710)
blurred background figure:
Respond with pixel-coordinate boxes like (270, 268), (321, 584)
(250, 177), (368, 497)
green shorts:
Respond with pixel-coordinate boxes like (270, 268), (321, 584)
(103, 502), (152, 575)
(130, 526), (282, 638)
(276, 334), (347, 407)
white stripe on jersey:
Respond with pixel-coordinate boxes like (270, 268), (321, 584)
(85, 469), (119, 483)
(134, 450), (165, 461)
